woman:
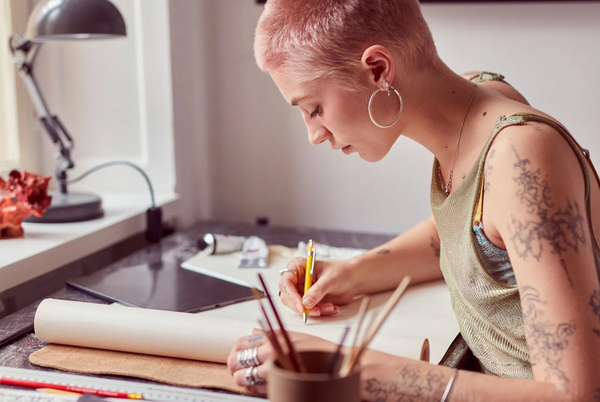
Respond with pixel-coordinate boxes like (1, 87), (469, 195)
(227, 0), (600, 400)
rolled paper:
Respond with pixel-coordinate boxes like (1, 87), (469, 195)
(35, 299), (256, 363)
(34, 299), (431, 364)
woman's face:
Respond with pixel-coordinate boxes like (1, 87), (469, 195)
(270, 70), (401, 162)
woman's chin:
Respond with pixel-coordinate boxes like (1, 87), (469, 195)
(359, 150), (387, 163)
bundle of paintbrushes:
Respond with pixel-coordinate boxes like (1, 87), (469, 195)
(254, 273), (412, 377)
(339, 276), (412, 377)
(255, 274), (306, 372)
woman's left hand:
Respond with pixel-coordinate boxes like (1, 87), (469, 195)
(227, 330), (336, 395)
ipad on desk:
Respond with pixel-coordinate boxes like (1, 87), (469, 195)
(67, 259), (257, 313)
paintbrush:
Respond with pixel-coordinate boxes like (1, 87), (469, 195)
(342, 276), (411, 376)
(257, 273), (305, 372)
(340, 296), (370, 376)
(258, 319), (294, 371)
(324, 326), (351, 375)
(251, 287), (294, 371)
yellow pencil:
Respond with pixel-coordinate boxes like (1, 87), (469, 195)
(303, 239), (316, 324)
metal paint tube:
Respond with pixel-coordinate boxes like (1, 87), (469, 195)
(201, 233), (247, 255)
(239, 236), (269, 268)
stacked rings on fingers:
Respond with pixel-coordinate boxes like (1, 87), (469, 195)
(245, 366), (266, 386)
(238, 346), (260, 368)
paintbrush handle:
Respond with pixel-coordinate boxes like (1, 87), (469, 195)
(339, 297), (370, 376)
(343, 276), (411, 375)
(258, 274), (305, 372)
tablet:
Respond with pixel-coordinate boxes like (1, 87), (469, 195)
(67, 258), (257, 313)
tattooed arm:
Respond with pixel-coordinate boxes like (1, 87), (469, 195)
(278, 216), (443, 316)
(359, 350), (565, 402)
(479, 122), (600, 400)
(279, 216), (443, 315)
(348, 215), (444, 296)
(229, 330), (566, 401)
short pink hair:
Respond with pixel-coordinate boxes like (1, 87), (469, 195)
(255, 0), (436, 89)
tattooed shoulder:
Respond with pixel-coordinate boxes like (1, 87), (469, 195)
(520, 285), (576, 394)
(507, 146), (586, 287)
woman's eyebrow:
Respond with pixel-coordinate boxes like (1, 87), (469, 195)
(290, 95), (309, 106)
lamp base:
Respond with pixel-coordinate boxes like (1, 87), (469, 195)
(24, 191), (104, 223)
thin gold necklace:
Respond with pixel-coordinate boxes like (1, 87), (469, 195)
(439, 84), (478, 196)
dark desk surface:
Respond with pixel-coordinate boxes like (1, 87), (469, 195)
(0, 221), (468, 373)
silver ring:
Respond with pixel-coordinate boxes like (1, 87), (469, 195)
(251, 366), (266, 385)
(278, 269), (297, 276)
(238, 347), (260, 368)
(368, 81), (403, 129)
(238, 349), (250, 368)
(250, 346), (260, 366)
(245, 366), (255, 386)
(237, 350), (247, 368)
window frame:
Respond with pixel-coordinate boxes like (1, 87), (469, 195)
(0, 0), (21, 176)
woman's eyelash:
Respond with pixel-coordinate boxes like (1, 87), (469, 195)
(310, 106), (322, 119)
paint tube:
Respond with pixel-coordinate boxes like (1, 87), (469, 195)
(199, 233), (247, 255)
(239, 236), (269, 268)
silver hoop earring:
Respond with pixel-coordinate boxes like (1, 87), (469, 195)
(368, 81), (403, 129)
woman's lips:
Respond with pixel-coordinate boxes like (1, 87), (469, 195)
(342, 145), (351, 155)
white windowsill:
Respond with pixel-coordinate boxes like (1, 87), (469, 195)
(0, 192), (180, 293)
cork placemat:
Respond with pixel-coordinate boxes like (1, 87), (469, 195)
(30, 344), (251, 395)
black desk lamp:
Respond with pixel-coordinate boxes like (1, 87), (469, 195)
(9, 0), (127, 223)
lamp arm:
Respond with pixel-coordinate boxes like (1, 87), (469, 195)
(10, 36), (75, 190)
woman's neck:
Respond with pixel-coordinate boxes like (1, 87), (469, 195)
(398, 61), (482, 168)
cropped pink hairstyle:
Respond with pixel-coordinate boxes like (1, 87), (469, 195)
(254, 0), (436, 90)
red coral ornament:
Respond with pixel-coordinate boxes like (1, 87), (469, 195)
(0, 170), (52, 239)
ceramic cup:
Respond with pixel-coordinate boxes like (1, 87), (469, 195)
(268, 351), (361, 402)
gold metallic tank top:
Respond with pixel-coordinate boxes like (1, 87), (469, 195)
(430, 113), (600, 378)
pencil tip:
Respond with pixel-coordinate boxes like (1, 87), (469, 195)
(303, 313), (307, 324)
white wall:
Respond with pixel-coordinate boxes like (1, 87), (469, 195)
(169, 0), (215, 225)
(28, 1), (600, 235)
(198, 0), (600, 235)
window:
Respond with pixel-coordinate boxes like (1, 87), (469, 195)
(0, 0), (20, 176)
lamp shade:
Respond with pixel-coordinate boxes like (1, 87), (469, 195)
(26, 0), (126, 41)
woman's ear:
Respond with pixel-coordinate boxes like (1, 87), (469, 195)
(361, 45), (395, 89)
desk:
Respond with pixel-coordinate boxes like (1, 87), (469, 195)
(0, 221), (469, 383)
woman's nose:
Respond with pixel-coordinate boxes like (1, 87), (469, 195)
(308, 126), (330, 145)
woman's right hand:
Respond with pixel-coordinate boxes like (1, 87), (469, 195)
(278, 257), (357, 316)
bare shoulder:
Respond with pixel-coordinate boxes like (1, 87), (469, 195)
(483, 118), (587, 234)
(460, 70), (530, 105)
(485, 119), (584, 193)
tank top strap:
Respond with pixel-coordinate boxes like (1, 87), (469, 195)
(473, 113), (600, 252)
(469, 71), (512, 86)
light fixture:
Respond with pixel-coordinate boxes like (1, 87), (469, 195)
(9, 0), (126, 223)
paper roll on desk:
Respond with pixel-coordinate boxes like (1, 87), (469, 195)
(35, 299), (257, 363)
(35, 299), (429, 363)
